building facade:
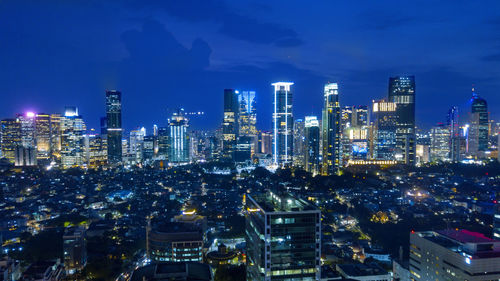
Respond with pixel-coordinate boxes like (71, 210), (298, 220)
(272, 82), (294, 166)
(322, 83), (341, 175)
(105, 90), (122, 164)
(410, 229), (500, 281)
(245, 191), (321, 281)
(388, 76), (416, 165)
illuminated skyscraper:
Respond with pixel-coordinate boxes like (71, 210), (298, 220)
(293, 118), (305, 167)
(322, 83), (341, 175)
(19, 112), (36, 149)
(84, 133), (107, 168)
(469, 87), (489, 158)
(105, 90), (122, 164)
(129, 127), (146, 164)
(222, 89), (239, 160)
(61, 107), (86, 168)
(272, 82), (294, 166)
(447, 106), (460, 162)
(169, 109), (190, 164)
(157, 127), (169, 159)
(259, 131), (273, 155)
(35, 113), (51, 160)
(1, 118), (21, 163)
(372, 100), (398, 160)
(304, 116), (320, 174)
(388, 76), (416, 165)
(430, 123), (451, 162)
(238, 90), (257, 136)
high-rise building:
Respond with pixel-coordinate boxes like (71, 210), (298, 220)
(354, 105), (369, 127)
(448, 106), (460, 162)
(245, 191), (321, 281)
(272, 82), (294, 166)
(304, 116), (320, 174)
(105, 90), (122, 164)
(157, 127), (169, 159)
(222, 89), (239, 160)
(60, 107), (86, 169)
(293, 119), (305, 167)
(469, 87), (489, 158)
(259, 131), (273, 155)
(239, 90), (257, 136)
(63, 227), (87, 275)
(169, 109), (190, 164)
(430, 123), (451, 162)
(322, 83), (341, 174)
(372, 100), (398, 161)
(18, 112), (36, 150)
(129, 127), (146, 164)
(34, 113), (51, 161)
(84, 133), (107, 168)
(410, 229), (500, 280)
(49, 114), (62, 161)
(143, 135), (155, 161)
(0, 118), (21, 163)
(388, 76), (416, 165)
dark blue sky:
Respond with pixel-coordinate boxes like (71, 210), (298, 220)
(1, 0), (499, 131)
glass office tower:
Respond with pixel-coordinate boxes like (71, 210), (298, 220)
(469, 87), (489, 158)
(272, 82), (294, 166)
(373, 100), (398, 160)
(388, 76), (416, 165)
(222, 89), (239, 160)
(168, 109), (190, 164)
(304, 116), (320, 175)
(322, 83), (341, 175)
(245, 191), (321, 281)
(239, 90), (257, 136)
(105, 90), (122, 164)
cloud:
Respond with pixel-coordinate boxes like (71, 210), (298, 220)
(128, 0), (302, 47)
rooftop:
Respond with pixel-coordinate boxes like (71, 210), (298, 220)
(247, 191), (317, 213)
(438, 229), (495, 244)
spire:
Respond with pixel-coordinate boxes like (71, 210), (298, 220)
(472, 84), (478, 98)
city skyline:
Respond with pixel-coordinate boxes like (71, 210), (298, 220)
(1, 1), (500, 131)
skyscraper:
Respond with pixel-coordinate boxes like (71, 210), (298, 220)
(19, 112), (36, 149)
(304, 116), (320, 174)
(322, 83), (341, 175)
(157, 127), (169, 159)
(388, 76), (416, 165)
(169, 109), (190, 164)
(129, 127), (146, 164)
(238, 90), (257, 136)
(447, 106), (460, 162)
(0, 118), (21, 163)
(60, 107), (86, 169)
(372, 100), (398, 161)
(469, 87), (489, 158)
(245, 191), (321, 280)
(35, 113), (51, 161)
(293, 118), (305, 167)
(222, 89), (239, 160)
(272, 82), (294, 166)
(105, 90), (122, 164)
(430, 123), (450, 162)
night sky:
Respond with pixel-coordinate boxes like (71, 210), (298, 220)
(1, 0), (499, 132)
